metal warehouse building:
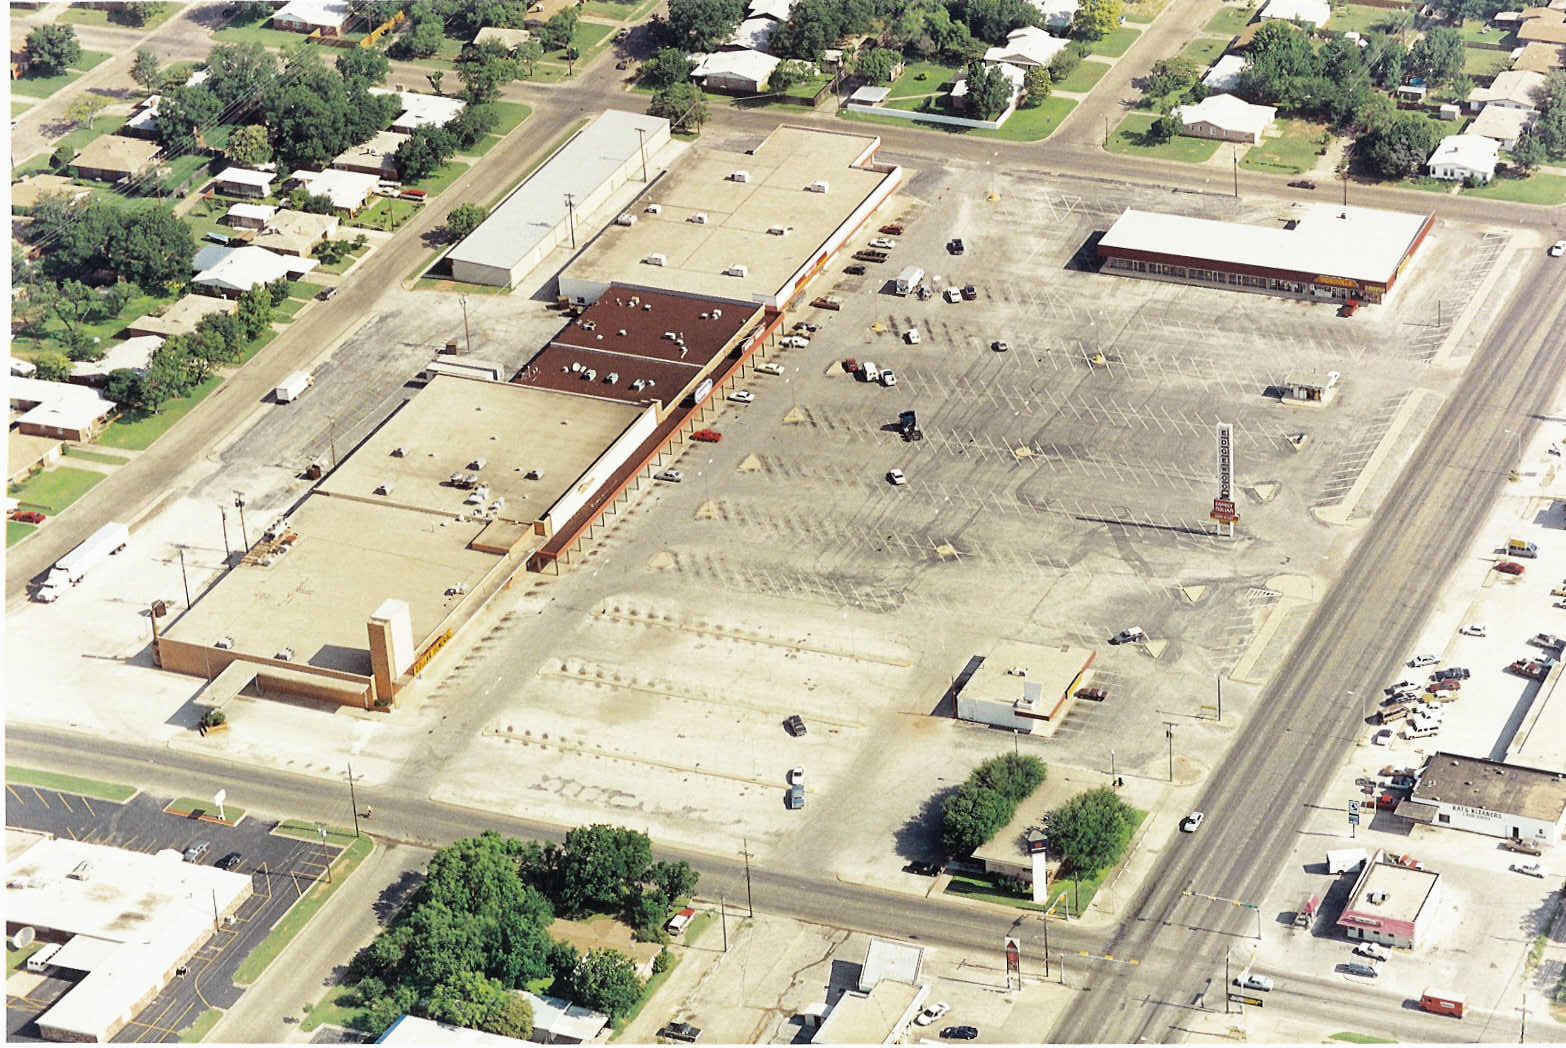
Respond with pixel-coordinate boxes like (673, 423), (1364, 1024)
(1096, 204), (1434, 305)
(444, 110), (671, 288)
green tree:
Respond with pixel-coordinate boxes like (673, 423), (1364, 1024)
(517, 40), (544, 77)
(446, 202), (488, 238)
(644, 48), (695, 90)
(650, 81), (710, 132)
(25, 24), (81, 75)
(131, 48), (163, 94)
(649, 859), (699, 903)
(1049, 787), (1135, 876)
(963, 59), (1014, 119)
(32, 352), (72, 383)
(104, 205), (197, 291)
(562, 949), (644, 1021)
(1070, 0), (1122, 41)
(660, 0), (745, 51)
(1022, 65), (1051, 105)
(393, 124), (457, 182)
(1143, 57), (1198, 101)
(939, 782), (1013, 855)
(337, 46), (391, 87)
(397, 15), (447, 59)
(351, 0), (407, 24)
(446, 103), (499, 149)
(112, 2), (166, 26)
(974, 753), (1047, 800)
(1369, 35), (1406, 89)
(226, 124), (274, 168)
(261, 47), (354, 170)
(428, 70), (446, 94)
(236, 285), (275, 340)
(856, 47), (901, 84)
(457, 46), (522, 103)
(426, 969), (507, 1028)
(769, 0), (877, 59)
(1356, 110), (1440, 178)
(555, 825), (653, 916)
(769, 58), (815, 94)
(1148, 109), (1184, 142)
(142, 339), (198, 411)
(1049, 45), (1083, 83)
(103, 369), (147, 407)
(205, 41), (278, 108)
(289, 188), (338, 214)
(1510, 129), (1546, 173)
(64, 93), (111, 130)
(1409, 26), (1463, 86)
(538, 7), (580, 50)
(157, 84), (222, 150)
(1235, 20), (1320, 105)
(482, 994), (534, 1038)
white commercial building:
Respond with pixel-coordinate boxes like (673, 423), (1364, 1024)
(193, 244), (319, 295)
(1258, 0), (1331, 26)
(1202, 54), (1247, 93)
(445, 110), (671, 288)
(1404, 752), (1566, 846)
(1426, 133), (1499, 182)
(955, 641), (1095, 734)
(983, 25), (1071, 68)
(1175, 93), (1277, 144)
(812, 939), (928, 1045)
(5, 832), (253, 1043)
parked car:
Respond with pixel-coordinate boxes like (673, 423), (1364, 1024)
(1287, 179), (1318, 189)
(1234, 973), (1274, 991)
(1353, 942), (1389, 961)
(869, 237), (897, 249)
(1180, 811), (1205, 833)
(1426, 679), (1460, 693)
(654, 470), (684, 483)
(915, 1002), (951, 1026)
(1075, 686), (1108, 702)
(902, 860), (942, 876)
(1408, 654), (1438, 667)
(1343, 962), (1379, 978)
(788, 765), (804, 785)
(1384, 680), (1417, 694)
(880, 370), (896, 387)
(657, 1022), (702, 1043)
(9, 510), (45, 524)
(216, 851), (243, 871)
(786, 783), (805, 810)
(1502, 837), (1544, 856)
(879, 223), (905, 235)
(1495, 560), (1526, 575)
(1109, 627), (1147, 645)
(183, 841), (211, 863)
(961, 284), (977, 300)
(812, 296), (843, 310)
(842, 358), (860, 373)
(793, 321), (819, 333)
(904, 329), (921, 344)
(728, 390), (754, 403)
(1371, 728), (1393, 745)
(780, 335), (810, 348)
(887, 469), (907, 486)
(940, 1026), (979, 1040)
(1512, 862), (1545, 877)
(1458, 623), (1485, 637)
(947, 237), (965, 255)
(691, 429), (722, 443)
(1338, 299), (1360, 318)
(1550, 240), (1565, 257)
(845, 264), (867, 275)
(754, 362), (785, 375)
(783, 714), (807, 736)
(316, 287), (336, 301)
(1432, 667), (1470, 680)
(991, 340), (1010, 352)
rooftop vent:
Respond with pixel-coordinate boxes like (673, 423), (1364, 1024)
(688, 212), (708, 224)
(583, 368), (597, 381)
(581, 320), (597, 331)
(630, 379), (645, 391)
(570, 362), (583, 373)
(806, 180), (828, 193)
(644, 253), (667, 266)
(724, 263), (748, 277)
(766, 225), (789, 236)
(712, 308), (722, 318)
(391, 445), (406, 457)
(468, 458), (486, 470)
(729, 170), (751, 182)
(645, 203), (661, 214)
(615, 212), (636, 226)
(618, 328), (628, 336)
(1006, 666), (1028, 677)
(374, 482), (393, 495)
(605, 371), (619, 384)
(663, 331), (678, 340)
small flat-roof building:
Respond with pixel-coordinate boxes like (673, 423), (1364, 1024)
(1335, 849), (1442, 949)
(1466, 103), (1534, 148)
(956, 640), (1096, 735)
(294, 168), (379, 214)
(8, 376), (116, 441)
(812, 938), (928, 1045)
(370, 88), (466, 133)
(1259, 0), (1330, 25)
(71, 335), (162, 385)
(1202, 53), (1246, 92)
(1403, 752), (1566, 846)
(213, 166), (275, 197)
(1096, 203), (1434, 305)
(5, 833), (253, 1043)
(331, 129), (409, 178)
(1175, 92), (1277, 144)
(70, 135), (160, 183)
(253, 208), (340, 255)
(984, 25), (1071, 67)
(126, 294), (237, 338)
(225, 202), (278, 229)
(693, 48), (781, 93)
(1427, 133), (1498, 182)
(272, 0), (353, 34)
(558, 125), (902, 311)
(446, 110), (672, 288)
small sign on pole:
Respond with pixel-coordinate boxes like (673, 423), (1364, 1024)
(1004, 936), (1021, 988)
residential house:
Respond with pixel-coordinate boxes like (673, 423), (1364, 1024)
(1426, 133), (1499, 182)
(10, 175), (90, 211)
(271, 0), (353, 35)
(747, 0), (795, 20)
(472, 26), (532, 50)
(983, 25), (1072, 68)
(951, 62), (1027, 111)
(369, 88), (466, 133)
(224, 202), (277, 230)
(1258, 0), (1331, 26)
(1511, 41), (1566, 72)
(1517, 9), (1566, 43)
(292, 168), (379, 214)
(1467, 103), (1534, 148)
(122, 97), (159, 139)
(213, 166), (275, 198)
(1174, 92), (1278, 144)
(8, 377), (116, 442)
(524, 0), (578, 26)
(723, 17), (778, 52)
(1202, 54), (1247, 93)
(126, 294), (238, 339)
(252, 209), (340, 256)
(330, 130), (408, 179)
(70, 335), (163, 385)
(70, 135), (160, 184)
(691, 49), (780, 94)
(1029, 0), (1081, 30)
(1468, 69), (1548, 110)
(193, 244), (319, 297)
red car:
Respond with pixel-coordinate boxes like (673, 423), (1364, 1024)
(9, 510), (45, 524)
(842, 358), (860, 374)
(879, 223), (905, 235)
(1495, 561), (1526, 575)
(1427, 679), (1460, 693)
(691, 429), (722, 443)
(1338, 299), (1360, 318)
(1074, 686), (1108, 702)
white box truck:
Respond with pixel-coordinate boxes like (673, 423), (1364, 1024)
(895, 266), (923, 295)
(275, 371), (313, 403)
(860, 361), (880, 383)
(35, 521), (130, 602)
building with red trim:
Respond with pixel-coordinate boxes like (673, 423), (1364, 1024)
(1097, 204), (1434, 305)
(1335, 848), (1442, 949)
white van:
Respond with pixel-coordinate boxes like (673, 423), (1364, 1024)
(1405, 719), (1440, 739)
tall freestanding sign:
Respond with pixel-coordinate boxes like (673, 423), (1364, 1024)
(1211, 422), (1238, 533)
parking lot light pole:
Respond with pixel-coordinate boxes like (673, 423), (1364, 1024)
(317, 824), (331, 883)
(1164, 722), (1176, 782)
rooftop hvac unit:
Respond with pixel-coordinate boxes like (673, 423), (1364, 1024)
(713, 308), (722, 318)
(728, 170), (751, 182)
(644, 253), (667, 266)
(584, 369), (597, 381)
(663, 331), (678, 340)
(374, 483), (393, 495)
(688, 212), (708, 224)
(605, 372), (619, 384)
(275, 647), (294, 662)
(68, 861), (92, 882)
(215, 635), (234, 649)
(581, 320), (597, 331)
(628, 296), (639, 306)
(806, 180), (828, 193)
(468, 458), (486, 470)
(766, 226), (787, 236)
(642, 303), (652, 310)
(1006, 666), (1028, 677)
(645, 203), (661, 214)
(570, 361), (584, 372)
(390, 445), (406, 457)
(618, 328), (627, 336)
(724, 264), (748, 277)
(615, 212), (637, 226)
(630, 379), (646, 391)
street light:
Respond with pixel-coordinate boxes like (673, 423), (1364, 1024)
(459, 295), (472, 355)
(232, 493), (249, 551)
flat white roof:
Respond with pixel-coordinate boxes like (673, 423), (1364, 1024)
(379, 1014), (531, 1046)
(523, 990), (610, 1040)
(1260, 0), (1330, 24)
(984, 25), (1071, 65)
(694, 48), (781, 81)
(1202, 55), (1247, 91)
(1099, 204), (1432, 284)
(274, 0), (351, 26)
(728, 17), (777, 51)
(747, 0), (794, 19)
(297, 167), (379, 210)
(370, 88), (466, 128)
(194, 244), (319, 292)
(446, 109), (670, 274)
(226, 202), (278, 221)
(1176, 93), (1277, 134)
(71, 335), (163, 379)
(216, 166), (275, 188)
(9, 376), (116, 431)
(1428, 133), (1499, 170)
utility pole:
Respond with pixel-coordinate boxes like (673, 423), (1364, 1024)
(346, 761), (361, 838)
(720, 895), (728, 952)
(1225, 954), (1231, 1014)
(1164, 721), (1177, 782)
(741, 837), (754, 916)
(232, 493), (249, 551)
(1232, 146), (1239, 198)
(178, 547), (191, 607)
(219, 506), (231, 563)
(1519, 990), (1526, 1042)
(317, 824), (331, 883)
(212, 888), (220, 930)
(635, 126), (648, 182)
(1104, 115), (1110, 147)
(1216, 675), (1222, 723)
(563, 193), (577, 248)
(328, 416), (338, 468)
(1041, 913), (1050, 978)
(459, 294), (472, 354)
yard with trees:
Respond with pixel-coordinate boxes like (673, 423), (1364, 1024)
(939, 753), (1047, 855)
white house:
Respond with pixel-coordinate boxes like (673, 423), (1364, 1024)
(292, 168), (379, 213)
(747, 0), (795, 20)
(193, 245), (319, 297)
(1028, 0), (1080, 31)
(983, 25), (1072, 68)
(1174, 93), (1278, 144)
(1468, 69), (1548, 110)
(691, 49), (780, 93)
(952, 62), (1027, 110)
(271, 0), (353, 35)
(1258, 0), (1331, 26)
(369, 88), (467, 133)
(224, 202), (277, 229)
(1426, 133), (1499, 182)
(71, 335), (163, 384)
(1202, 54), (1246, 92)
(724, 17), (777, 52)
(1467, 103), (1535, 148)
(213, 166), (275, 198)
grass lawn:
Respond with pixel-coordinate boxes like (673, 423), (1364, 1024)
(487, 100), (533, 137)
(275, 820), (363, 847)
(582, 0), (663, 18)
(63, 446), (129, 465)
(1241, 119), (1327, 174)
(98, 374), (224, 450)
(1123, 0), (1172, 22)
(301, 986), (365, 1034)
(888, 60), (964, 97)
(611, 950), (680, 1034)
(6, 765), (136, 802)
(1204, 5), (1257, 35)
(51, 114), (124, 156)
(1327, 3), (1405, 35)
(11, 50), (111, 98)
(347, 195), (422, 231)
(946, 811), (1148, 916)
(1401, 176), (1457, 192)
(215, 6), (320, 48)
(166, 796), (246, 823)
(567, 19), (617, 59)
(945, 872), (1053, 911)
(1106, 112), (1222, 161)
(7, 521), (37, 546)
(407, 159), (470, 197)
(313, 241), (370, 275)
(1462, 172), (1566, 205)
(1463, 45), (1511, 78)
(156, 152), (212, 195)
(286, 279), (327, 300)
(272, 297), (307, 320)
(1458, 17), (1515, 46)
(12, 152), (52, 179)
(61, 4), (177, 29)
(12, 98), (34, 115)
(1055, 59), (1111, 93)
(237, 328), (278, 364)
(977, 96), (1078, 140)
(1087, 26), (1141, 57)
(1179, 37), (1230, 67)
(10, 288), (169, 362)
(176, 1009), (224, 1043)
(234, 835), (375, 985)
(8, 467), (105, 514)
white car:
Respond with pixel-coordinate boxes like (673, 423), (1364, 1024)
(755, 362), (785, 375)
(887, 469), (906, 486)
(943, 287), (963, 302)
(1352, 942), (1389, 962)
(880, 370), (896, 387)
(780, 335), (810, 348)
(1371, 728), (1392, 745)
(1180, 811), (1205, 833)
(654, 470), (684, 483)
(1458, 623), (1486, 637)
(869, 237), (897, 249)
(728, 390), (754, 404)
(1109, 627), (1146, 645)
(1550, 240), (1565, 257)
(787, 765), (804, 785)
(914, 1002), (950, 1027)
(1234, 973), (1273, 992)
(1408, 654), (1439, 667)
(904, 329), (920, 345)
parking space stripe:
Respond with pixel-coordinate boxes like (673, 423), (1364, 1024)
(80, 796), (95, 818)
(6, 783), (24, 803)
(56, 791), (74, 813)
(31, 786), (49, 807)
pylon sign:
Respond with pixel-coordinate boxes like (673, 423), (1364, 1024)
(1005, 937), (1021, 984)
(1212, 422), (1239, 523)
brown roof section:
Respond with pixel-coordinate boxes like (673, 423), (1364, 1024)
(515, 345), (701, 411)
(1513, 41), (1566, 71)
(1519, 11), (1566, 42)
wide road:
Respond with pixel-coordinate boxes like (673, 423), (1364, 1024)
(1052, 252), (1566, 1043)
